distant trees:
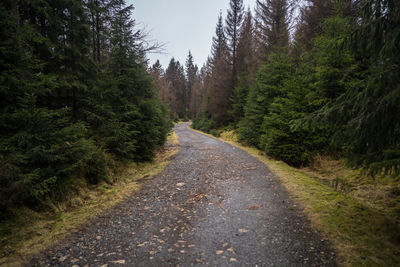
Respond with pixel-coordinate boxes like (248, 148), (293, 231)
(225, 0), (245, 88)
(164, 58), (187, 118)
(113, 0), (400, 176)
(207, 12), (232, 126)
(0, 0), (171, 211)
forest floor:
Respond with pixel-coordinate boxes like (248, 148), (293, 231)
(28, 122), (336, 266)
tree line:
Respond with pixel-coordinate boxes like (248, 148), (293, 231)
(0, 0), (171, 212)
(153, 0), (399, 176)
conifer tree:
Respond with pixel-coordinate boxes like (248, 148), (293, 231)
(208, 12), (232, 126)
(238, 52), (291, 146)
(225, 0), (244, 88)
(185, 51), (197, 115)
(230, 9), (257, 124)
(315, 0), (400, 175)
(0, 0), (106, 208)
(254, 0), (293, 56)
(211, 12), (229, 61)
(165, 58), (187, 118)
(0, 0), (171, 210)
(294, 0), (334, 50)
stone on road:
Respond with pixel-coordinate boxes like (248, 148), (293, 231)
(32, 122), (336, 266)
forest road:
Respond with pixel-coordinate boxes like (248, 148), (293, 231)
(31, 122), (336, 267)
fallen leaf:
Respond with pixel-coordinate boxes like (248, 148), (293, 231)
(227, 248), (236, 254)
(248, 205), (260, 210)
(229, 258), (237, 262)
(238, 229), (248, 233)
(222, 242), (228, 247)
(216, 250), (224, 255)
(176, 183), (186, 187)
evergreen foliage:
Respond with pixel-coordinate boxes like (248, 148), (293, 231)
(259, 15), (358, 167)
(238, 52), (291, 147)
(150, 0), (400, 177)
(301, 0), (400, 175)
(0, 0), (171, 211)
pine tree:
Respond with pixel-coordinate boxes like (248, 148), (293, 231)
(190, 65), (203, 118)
(207, 12), (232, 126)
(294, 0), (334, 50)
(165, 58), (187, 118)
(185, 51), (197, 115)
(254, 0), (293, 56)
(315, 0), (400, 175)
(225, 0), (244, 88)
(0, 0), (106, 208)
(0, 0), (171, 212)
(230, 9), (257, 124)
(238, 52), (291, 146)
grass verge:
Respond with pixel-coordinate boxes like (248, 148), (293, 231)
(191, 127), (400, 266)
(0, 131), (179, 267)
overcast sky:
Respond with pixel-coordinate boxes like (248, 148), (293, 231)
(130, 0), (256, 69)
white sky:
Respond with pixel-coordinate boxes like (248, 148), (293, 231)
(130, 0), (257, 69)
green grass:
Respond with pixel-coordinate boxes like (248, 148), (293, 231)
(193, 127), (400, 266)
(0, 131), (179, 267)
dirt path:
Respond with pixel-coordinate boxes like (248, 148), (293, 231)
(31, 123), (336, 266)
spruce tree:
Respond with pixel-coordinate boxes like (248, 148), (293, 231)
(315, 0), (400, 175)
(238, 52), (291, 146)
(230, 9), (256, 124)
(165, 58), (187, 119)
(254, 0), (293, 56)
(225, 0), (244, 88)
(185, 51), (197, 115)
(207, 12), (232, 126)
(0, 0), (106, 208)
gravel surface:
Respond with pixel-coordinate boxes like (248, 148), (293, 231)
(31, 122), (336, 266)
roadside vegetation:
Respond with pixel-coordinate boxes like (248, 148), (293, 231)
(0, 131), (179, 266)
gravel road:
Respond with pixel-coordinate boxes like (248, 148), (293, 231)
(31, 122), (336, 266)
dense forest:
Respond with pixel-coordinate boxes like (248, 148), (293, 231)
(1, 0), (399, 216)
(153, 0), (399, 176)
(0, 0), (171, 213)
